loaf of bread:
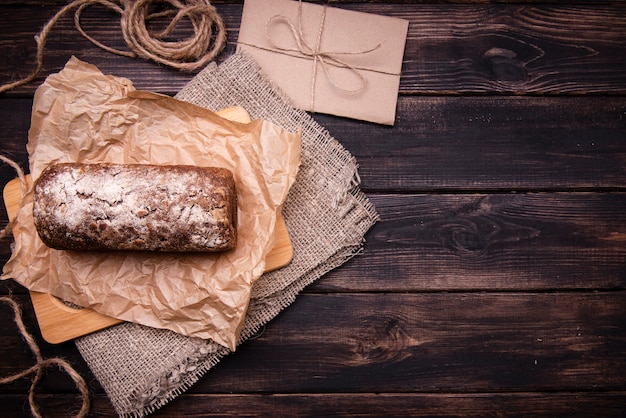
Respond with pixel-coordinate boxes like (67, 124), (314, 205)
(33, 163), (237, 252)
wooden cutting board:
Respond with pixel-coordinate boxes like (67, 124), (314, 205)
(2, 106), (293, 343)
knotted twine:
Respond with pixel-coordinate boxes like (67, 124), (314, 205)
(260, 0), (380, 111)
(0, 296), (90, 418)
(0, 0), (226, 94)
(0, 156), (29, 242)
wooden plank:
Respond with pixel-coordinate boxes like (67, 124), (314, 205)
(4, 176), (626, 294)
(314, 96), (626, 192)
(147, 393), (626, 417)
(5, 192), (626, 292)
(394, 4), (626, 94)
(2, 96), (625, 193)
(2, 100), (626, 290)
(1, 292), (624, 394)
(1, 392), (625, 418)
(187, 292), (626, 393)
(1, 3), (625, 95)
(312, 192), (626, 292)
(152, 393), (626, 418)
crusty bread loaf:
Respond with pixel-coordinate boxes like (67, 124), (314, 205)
(33, 163), (237, 252)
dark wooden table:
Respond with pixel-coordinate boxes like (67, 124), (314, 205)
(1, 1), (625, 416)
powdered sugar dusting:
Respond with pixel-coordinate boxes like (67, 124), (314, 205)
(33, 164), (237, 252)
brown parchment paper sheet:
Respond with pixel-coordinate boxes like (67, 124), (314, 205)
(1, 57), (301, 350)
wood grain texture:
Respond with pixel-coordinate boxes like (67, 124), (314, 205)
(311, 193), (626, 291)
(1, 1), (625, 417)
(4, 192), (626, 292)
(1, 3), (625, 95)
(313, 96), (626, 192)
(1, 292), (624, 393)
(189, 292), (626, 393)
(397, 4), (626, 94)
(2, 96), (625, 194)
(2, 392), (626, 418)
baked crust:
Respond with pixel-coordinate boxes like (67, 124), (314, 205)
(33, 163), (237, 252)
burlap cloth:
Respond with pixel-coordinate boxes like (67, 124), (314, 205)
(74, 52), (379, 417)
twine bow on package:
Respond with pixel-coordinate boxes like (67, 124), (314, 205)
(237, 0), (409, 125)
(1, 57), (301, 351)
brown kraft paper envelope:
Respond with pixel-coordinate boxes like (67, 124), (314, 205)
(237, 0), (409, 126)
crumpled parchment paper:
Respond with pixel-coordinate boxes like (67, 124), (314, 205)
(1, 57), (301, 350)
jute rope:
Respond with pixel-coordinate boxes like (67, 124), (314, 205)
(0, 0), (226, 94)
(0, 155), (29, 241)
(0, 296), (90, 418)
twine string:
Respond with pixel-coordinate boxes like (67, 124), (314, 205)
(0, 296), (90, 418)
(0, 155), (29, 241)
(74, 0), (135, 59)
(0, 0), (226, 94)
(264, 1), (380, 111)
